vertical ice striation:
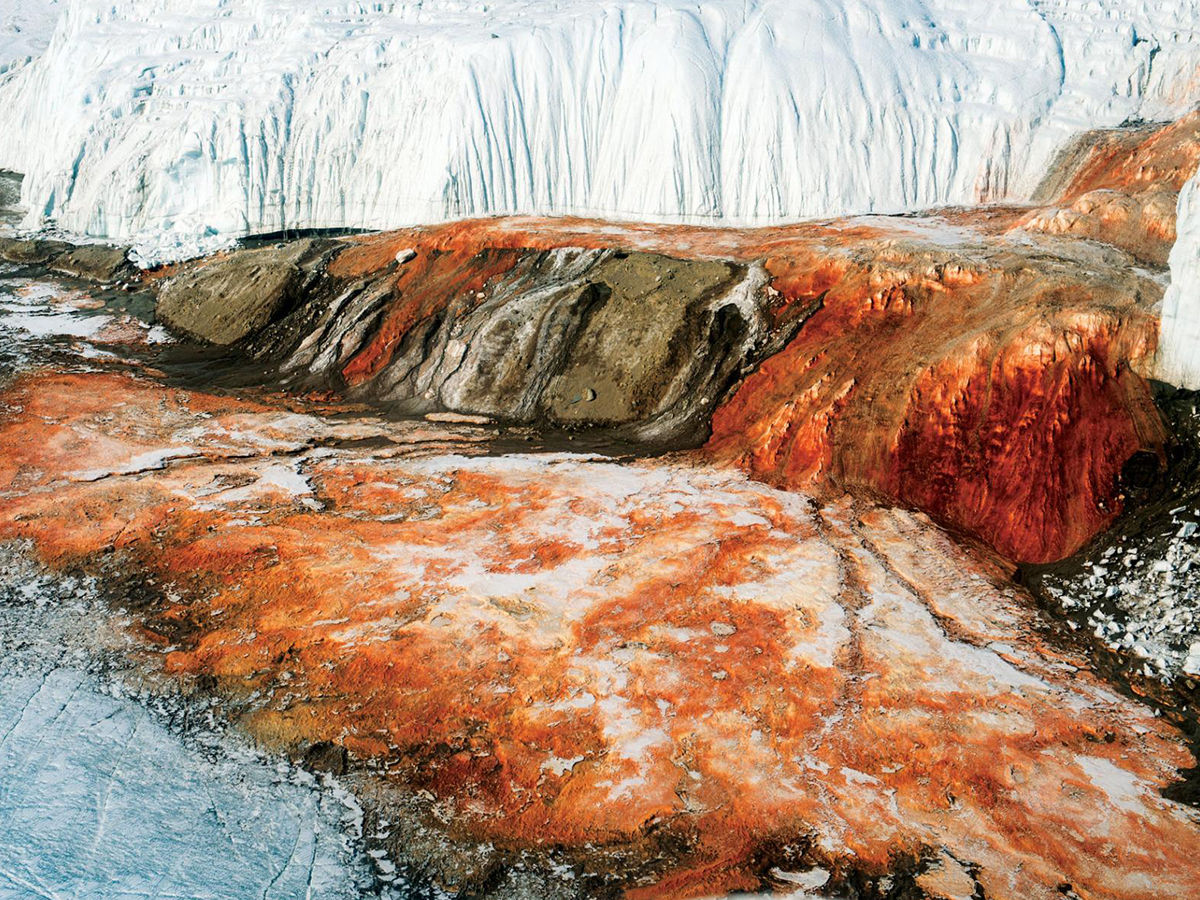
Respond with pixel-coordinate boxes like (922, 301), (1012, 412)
(0, 0), (1198, 262)
(1161, 171), (1200, 390)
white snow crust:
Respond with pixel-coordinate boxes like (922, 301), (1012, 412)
(0, 0), (1199, 264)
(0, 0), (59, 77)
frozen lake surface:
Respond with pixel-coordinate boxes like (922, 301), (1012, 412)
(0, 552), (380, 900)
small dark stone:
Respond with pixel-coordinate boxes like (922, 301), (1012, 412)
(303, 740), (349, 776)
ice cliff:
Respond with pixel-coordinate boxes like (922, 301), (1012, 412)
(1162, 171), (1200, 391)
(1, 0), (1199, 258)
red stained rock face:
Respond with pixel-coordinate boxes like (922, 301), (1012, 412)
(300, 212), (1168, 564)
(1017, 112), (1200, 264)
(2, 368), (1199, 898)
(705, 253), (1165, 563)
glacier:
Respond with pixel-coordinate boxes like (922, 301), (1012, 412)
(1, 0), (1200, 384)
(1, 0), (1199, 260)
(1161, 171), (1200, 391)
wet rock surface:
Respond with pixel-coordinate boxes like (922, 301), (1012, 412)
(46, 242), (133, 282)
(156, 239), (332, 345)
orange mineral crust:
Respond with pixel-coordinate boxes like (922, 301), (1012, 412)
(310, 212), (1167, 564)
(2, 368), (1198, 898)
(1017, 112), (1200, 264)
(705, 247), (1164, 564)
(296, 124), (1182, 567)
(162, 118), (1196, 568)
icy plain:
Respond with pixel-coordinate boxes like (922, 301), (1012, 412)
(0, 0), (58, 77)
(0, 553), (376, 900)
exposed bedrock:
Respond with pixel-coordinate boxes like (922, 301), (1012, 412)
(138, 116), (1199, 564)
(156, 239), (323, 345)
(0, 235), (132, 281)
(275, 247), (792, 448)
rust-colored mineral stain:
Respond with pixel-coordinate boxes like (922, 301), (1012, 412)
(706, 254), (1164, 563)
(1015, 112), (1200, 264)
(1057, 112), (1200, 201)
(338, 244), (524, 383)
(313, 129), (1179, 567)
(1, 369), (1198, 899)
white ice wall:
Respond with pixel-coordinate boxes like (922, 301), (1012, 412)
(1, 0), (1199, 263)
(1161, 172), (1200, 390)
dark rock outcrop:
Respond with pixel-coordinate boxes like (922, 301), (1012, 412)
(0, 237), (73, 266)
(155, 239), (329, 345)
(46, 244), (132, 282)
(0, 237), (131, 282)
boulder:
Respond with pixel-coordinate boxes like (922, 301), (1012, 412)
(0, 237), (72, 266)
(49, 244), (132, 282)
(156, 241), (317, 345)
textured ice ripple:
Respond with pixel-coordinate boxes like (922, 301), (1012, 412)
(0, 670), (372, 900)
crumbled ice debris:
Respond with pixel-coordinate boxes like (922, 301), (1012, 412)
(1184, 641), (1200, 677)
(770, 866), (831, 890)
(1035, 405), (1200, 683)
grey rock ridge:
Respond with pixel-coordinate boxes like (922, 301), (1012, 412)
(157, 239), (816, 448)
(0, 236), (131, 281)
(156, 239), (323, 345)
